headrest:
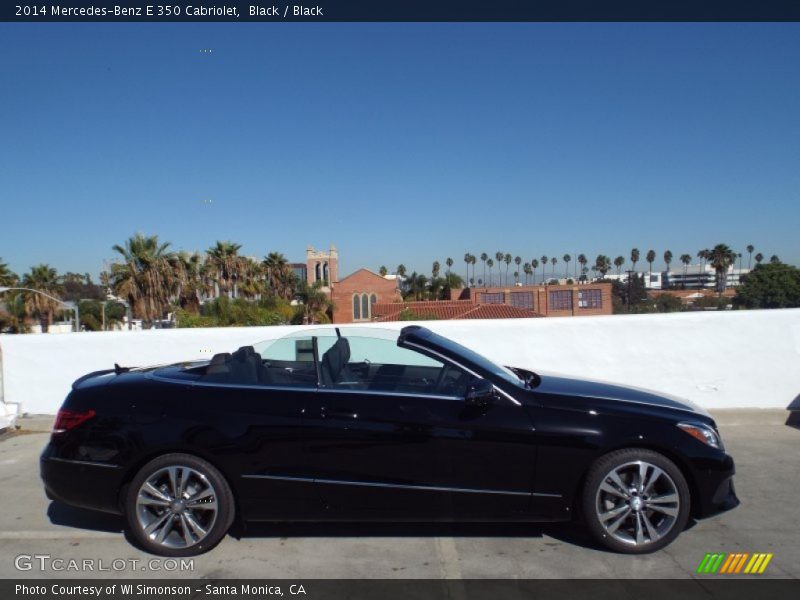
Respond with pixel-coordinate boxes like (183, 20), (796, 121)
(209, 352), (231, 366)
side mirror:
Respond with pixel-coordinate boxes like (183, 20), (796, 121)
(465, 379), (496, 408)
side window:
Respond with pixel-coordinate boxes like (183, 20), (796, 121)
(318, 335), (471, 397)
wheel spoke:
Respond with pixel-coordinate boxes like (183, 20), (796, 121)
(606, 507), (631, 533)
(138, 495), (169, 507)
(643, 465), (664, 494)
(183, 511), (208, 538)
(167, 467), (180, 499)
(155, 516), (175, 543)
(637, 462), (648, 494)
(647, 503), (678, 517)
(634, 512), (645, 544)
(186, 487), (215, 504)
(180, 514), (195, 546)
(143, 481), (172, 503)
(599, 504), (630, 523)
(641, 512), (660, 541)
(647, 492), (678, 505)
(144, 512), (171, 537)
(177, 468), (188, 499)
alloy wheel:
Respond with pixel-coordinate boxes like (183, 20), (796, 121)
(135, 465), (219, 549)
(595, 460), (680, 547)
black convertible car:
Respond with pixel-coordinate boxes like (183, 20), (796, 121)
(41, 325), (737, 556)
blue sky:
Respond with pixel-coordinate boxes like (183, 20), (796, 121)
(1, 23), (798, 279)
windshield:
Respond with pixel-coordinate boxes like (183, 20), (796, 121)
(419, 331), (524, 388)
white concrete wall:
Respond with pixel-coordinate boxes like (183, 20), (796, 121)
(1, 309), (798, 419)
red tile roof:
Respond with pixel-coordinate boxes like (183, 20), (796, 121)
(371, 300), (542, 322)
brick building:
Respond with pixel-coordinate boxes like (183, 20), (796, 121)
(367, 283), (613, 323)
(300, 244), (611, 323)
(457, 282), (614, 317)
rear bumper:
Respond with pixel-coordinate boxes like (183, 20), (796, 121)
(40, 443), (125, 515)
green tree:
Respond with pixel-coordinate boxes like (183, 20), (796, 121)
(630, 248), (640, 272)
(206, 240), (246, 298)
(445, 257), (453, 277)
(550, 256), (557, 279)
(746, 244), (755, 270)
(294, 280), (333, 324)
(663, 250), (673, 275)
(646, 249), (657, 283)
(523, 262), (532, 284)
(432, 261), (440, 279)
(531, 259), (539, 285)
(110, 233), (176, 329)
(577, 254), (588, 281)
(480, 253), (488, 287)
(504, 253), (512, 285)
(653, 293), (684, 313)
(614, 256), (625, 275)
(464, 253), (472, 286)
(754, 253), (764, 265)
(680, 253), (692, 287)
(21, 264), (64, 332)
(770, 255), (781, 264)
(0, 257), (18, 287)
(707, 243), (738, 294)
(594, 255), (611, 277)
(379, 265), (388, 277)
(495, 252), (504, 285)
(514, 256), (522, 281)
(735, 262), (800, 309)
(175, 251), (209, 313)
(562, 254), (571, 279)
(397, 264), (407, 278)
(486, 259), (494, 286)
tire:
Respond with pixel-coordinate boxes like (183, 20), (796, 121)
(125, 453), (235, 557)
(582, 448), (690, 554)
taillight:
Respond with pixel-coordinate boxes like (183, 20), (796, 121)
(52, 408), (96, 433)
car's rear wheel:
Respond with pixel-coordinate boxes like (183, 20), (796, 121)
(582, 448), (690, 554)
(125, 453), (234, 556)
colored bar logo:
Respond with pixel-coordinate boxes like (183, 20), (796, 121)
(696, 552), (773, 574)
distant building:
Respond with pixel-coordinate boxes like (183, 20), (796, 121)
(330, 268), (402, 323)
(600, 265), (748, 290)
(367, 282), (613, 323)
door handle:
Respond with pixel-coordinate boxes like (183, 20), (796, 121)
(320, 406), (359, 420)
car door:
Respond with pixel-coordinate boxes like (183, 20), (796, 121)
(186, 338), (322, 521)
(304, 331), (538, 519)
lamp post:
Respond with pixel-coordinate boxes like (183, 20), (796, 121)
(0, 287), (80, 332)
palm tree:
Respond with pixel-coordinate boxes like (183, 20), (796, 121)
(295, 281), (332, 324)
(21, 264), (63, 332)
(746, 245), (755, 270)
(562, 254), (571, 280)
(111, 234), (177, 329)
(663, 250), (673, 275)
(706, 243), (737, 294)
(550, 256), (557, 280)
(504, 253), (512, 286)
(0, 257), (18, 287)
(206, 240), (245, 298)
(480, 253), (488, 287)
(397, 264), (407, 278)
(531, 259), (539, 285)
(697, 248), (710, 267)
(432, 261), (440, 279)
(263, 252), (294, 300)
(486, 259), (494, 286)
(514, 256), (522, 282)
(174, 252), (208, 313)
(470, 254), (477, 285)
(445, 257), (453, 278)
(523, 262), (532, 284)
(513, 271), (519, 284)
(594, 255), (611, 277)
(645, 250), (656, 283)
(540, 256), (548, 284)
(630, 248), (640, 273)
(379, 265), (388, 277)
(495, 252), (504, 286)
(680, 254), (691, 287)
(769, 255), (781, 264)
(577, 254), (587, 283)
(464, 253), (472, 286)
(754, 253), (763, 265)
(614, 256), (625, 275)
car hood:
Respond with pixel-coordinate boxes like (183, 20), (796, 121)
(532, 371), (712, 418)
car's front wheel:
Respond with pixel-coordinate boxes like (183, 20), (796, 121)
(125, 453), (234, 556)
(582, 448), (690, 554)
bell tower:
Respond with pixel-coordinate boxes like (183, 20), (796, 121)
(306, 245), (338, 290)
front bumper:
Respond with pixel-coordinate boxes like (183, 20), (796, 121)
(692, 451), (740, 517)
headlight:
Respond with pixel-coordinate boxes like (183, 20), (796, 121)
(678, 422), (723, 450)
